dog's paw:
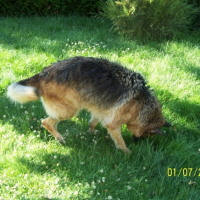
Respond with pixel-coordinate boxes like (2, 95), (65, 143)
(88, 128), (93, 134)
(124, 147), (131, 154)
(56, 136), (66, 144)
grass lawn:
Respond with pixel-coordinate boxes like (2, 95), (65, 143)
(0, 16), (200, 199)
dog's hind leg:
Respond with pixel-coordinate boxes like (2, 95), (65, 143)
(89, 117), (99, 133)
(104, 123), (130, 154)
(41, 117), (65, 143)
(40, 86), (81, 143)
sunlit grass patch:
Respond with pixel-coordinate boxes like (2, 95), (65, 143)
(0, 16), (200, 199)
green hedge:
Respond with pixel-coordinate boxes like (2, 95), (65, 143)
(0, 0), (105, 16)
(188, 0), (200, 29)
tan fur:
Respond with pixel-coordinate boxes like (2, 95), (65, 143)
(40, 81), (81, 120)
(39, 82), (143, 153)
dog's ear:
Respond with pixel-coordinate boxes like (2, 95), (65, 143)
(150, 128), (166, 136)
(163, 121), (172, 127)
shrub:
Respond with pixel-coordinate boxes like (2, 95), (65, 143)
(100, 0), (198, 39)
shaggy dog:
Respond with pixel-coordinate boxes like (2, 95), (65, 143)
(7, 56), (171, 153)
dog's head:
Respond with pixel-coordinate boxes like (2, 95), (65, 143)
(139, 121), (171, 138)
(127, 96), (171, 138)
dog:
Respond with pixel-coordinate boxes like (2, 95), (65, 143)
(7, 56), (171, 153)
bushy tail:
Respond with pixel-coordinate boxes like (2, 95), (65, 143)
(7, 74), (40, 103)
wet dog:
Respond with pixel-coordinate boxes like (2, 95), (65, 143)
(7, 56), (171, 153)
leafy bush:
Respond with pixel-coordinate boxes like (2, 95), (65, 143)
(100, 0), (198, 39)
(0, 0), (105, 16)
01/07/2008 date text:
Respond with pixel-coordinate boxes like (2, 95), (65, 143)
(167, 168), (200, 177)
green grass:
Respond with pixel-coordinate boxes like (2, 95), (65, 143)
(0, 16), (200, 199)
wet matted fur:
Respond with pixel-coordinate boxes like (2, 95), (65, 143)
(7, 56), (171, 153)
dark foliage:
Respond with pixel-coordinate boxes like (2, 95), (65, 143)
(188, 0), (200, 29)
(0, 0), (106, 16)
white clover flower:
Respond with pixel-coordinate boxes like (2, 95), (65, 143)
(45, 181), (50, 186)
(97, 180), (101, 184)
(99, 169), (104, 173)
(92, 185), (96, 189)
(127, 186), (132, 190)
(24, 174), (28, 179)
(90, 191), (93, 195)
(93, 139), (97, 144)
(108, 196), (112, 200)
(91, 181), (96, 189)
(55, 179), (59, 184)
(85, 182), (90, 187)
(102, 177), (105, 182)
(74, 191), (78, 196)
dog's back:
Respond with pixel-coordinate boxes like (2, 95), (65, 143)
(39, 57), (150, 109)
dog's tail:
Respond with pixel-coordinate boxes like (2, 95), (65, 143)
(7, 74), (40, 103)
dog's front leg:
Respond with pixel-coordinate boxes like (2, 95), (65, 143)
(41, 117), (65, 143)
(104, 124), (130, 154)
(89, 117), (99, 133)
